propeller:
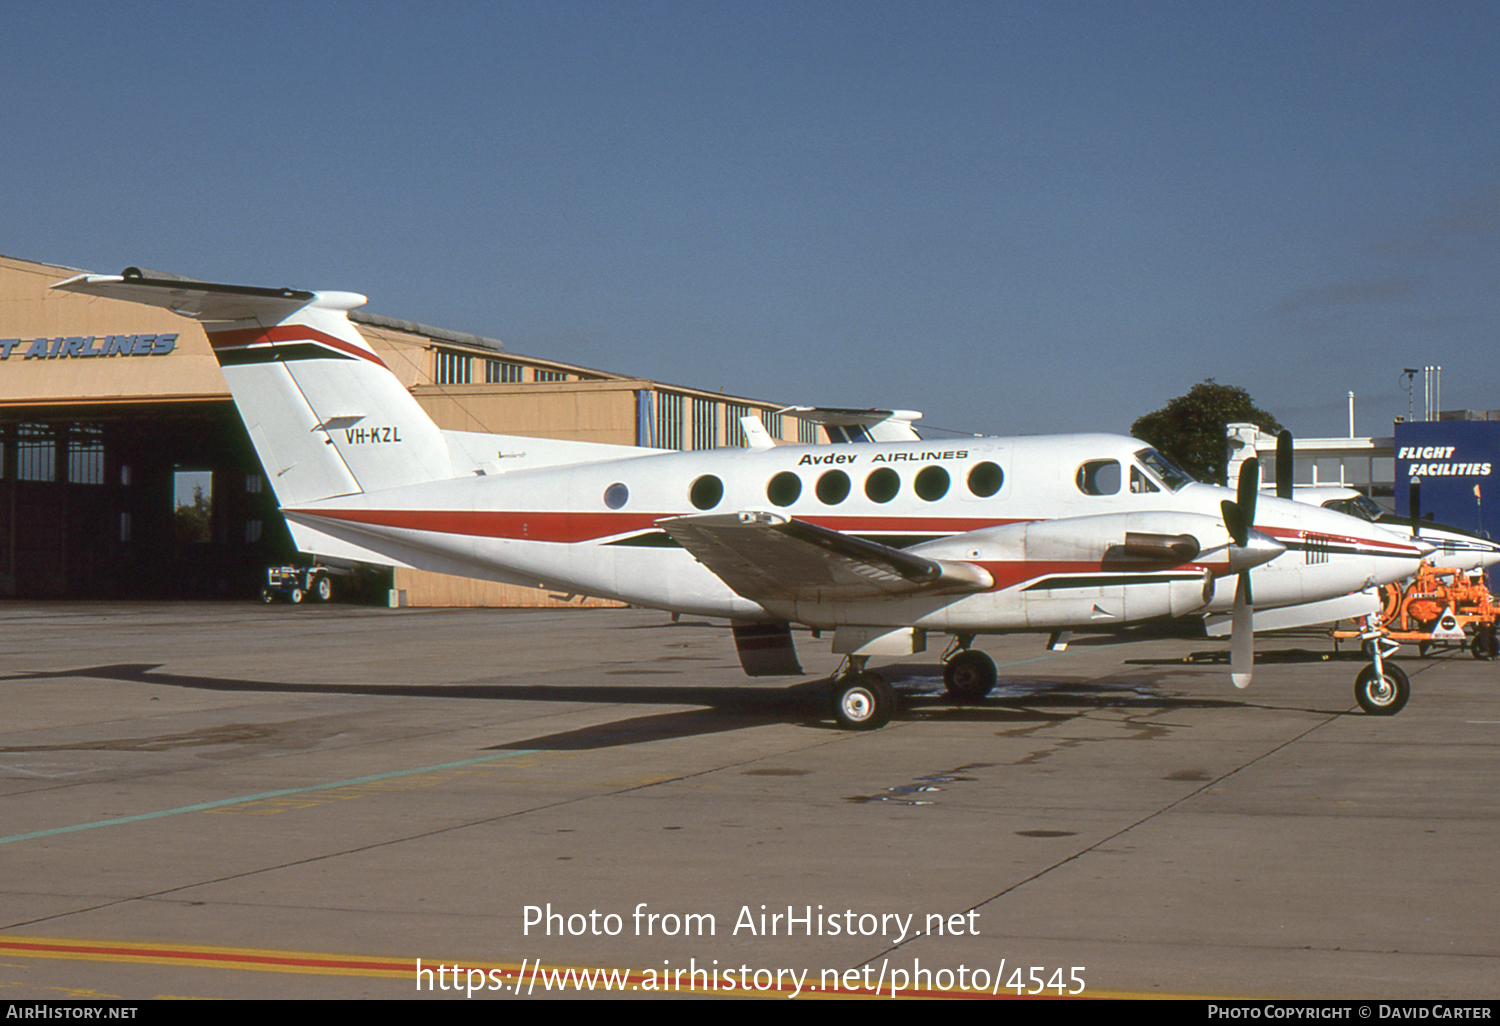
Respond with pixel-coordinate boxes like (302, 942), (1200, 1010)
(1218, 457), (1285, 688)
(1275, 430), (1294, 500)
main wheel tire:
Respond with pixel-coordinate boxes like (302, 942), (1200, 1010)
(943, 649), (997, 701)
(832, 673), (895, 731)
(288, 586), (305, 604)
(1355, 662), (1410, 716)
(313, 574), (333, 602)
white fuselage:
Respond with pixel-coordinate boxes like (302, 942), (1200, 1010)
(284, 433), (1427, 631)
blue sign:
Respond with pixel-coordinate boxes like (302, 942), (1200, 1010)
(1394, 420), (1499, 539)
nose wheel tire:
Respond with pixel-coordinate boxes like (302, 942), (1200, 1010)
(1354, 663), (1410, 716)
(832, 673), (895, 731)
(943, 649), (997, 701)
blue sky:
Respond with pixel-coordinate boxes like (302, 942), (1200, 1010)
(5, 1), (1498, 439)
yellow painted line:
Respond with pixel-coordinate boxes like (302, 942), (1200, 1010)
(0, 936), (1191, 998)
(0, 935), (418, 979)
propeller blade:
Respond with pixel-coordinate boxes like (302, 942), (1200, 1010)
(1237, 456), (1259, 525)
(1221, 499), (1248, 548)
(1230, 571), (1254, 688)
(1409, 480), (1422, 538)
(1275, 430), (1294, 500)
(1222, 458), (1269, 688)
(1221, 458), (1259, 548)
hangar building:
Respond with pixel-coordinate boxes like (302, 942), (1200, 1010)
(0, 254), (818, 605)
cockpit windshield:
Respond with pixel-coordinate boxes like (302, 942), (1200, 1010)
(1134, 448), (1195, 492)
(1323, 495), (1385, 523)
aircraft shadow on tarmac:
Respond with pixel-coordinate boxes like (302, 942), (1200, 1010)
(0, 660), (1304, 751)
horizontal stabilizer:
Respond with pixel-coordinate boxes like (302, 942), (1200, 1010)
(51, 268), (353, 325)
(784, 406), (924, 443)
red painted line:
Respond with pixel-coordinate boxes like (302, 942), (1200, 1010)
(294, 508), (662, 543)
(1258, 525), (1424, 555)
(0, 936), (410, 973)
(290, 508), (1023, 545)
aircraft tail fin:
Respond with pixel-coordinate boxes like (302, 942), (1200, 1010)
(52, 269), (453, 507)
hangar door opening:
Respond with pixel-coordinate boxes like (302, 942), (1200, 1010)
(0, 403), (295, 599)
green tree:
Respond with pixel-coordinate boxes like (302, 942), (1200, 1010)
(173, 484), (212, 545)
(1130, 380), (1282, 486)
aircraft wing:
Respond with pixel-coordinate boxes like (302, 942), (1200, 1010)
(658, 512), (992, 603)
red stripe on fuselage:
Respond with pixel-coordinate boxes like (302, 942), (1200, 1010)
(1258, 525), (1424, 557)
(206, 325), (388, 368)
(290, 507), (1424, 567)
(290, 508), (1024, 544)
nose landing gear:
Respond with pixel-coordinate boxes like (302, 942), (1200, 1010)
(1354, 614), (1410, 716)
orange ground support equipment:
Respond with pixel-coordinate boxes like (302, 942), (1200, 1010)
(1339, 564), (1500, 659)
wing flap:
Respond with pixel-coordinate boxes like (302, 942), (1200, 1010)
(659, 512), (992, 603)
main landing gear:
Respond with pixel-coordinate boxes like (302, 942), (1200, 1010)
(941, 635), (997, 702)
(830, 656), (896, 731)
(826, 637), (1000, 730)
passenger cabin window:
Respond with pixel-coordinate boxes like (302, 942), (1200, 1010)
(1077, 460), (1121, 496)
(914, 465), (950, 501)
(1130, 466), (1159, 493)
(816, 470), (851, 504)
(967, 461), (1003, 497)
(864, 467), (900, 503)
(690, 474), (724, 510)
(767, 471), (801, 507)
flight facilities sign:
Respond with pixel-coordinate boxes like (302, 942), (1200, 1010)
(0, 334), (179, 360)
(1394, 420), (1500, 532)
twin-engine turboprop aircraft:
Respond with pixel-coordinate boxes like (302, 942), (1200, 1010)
(53, 269), (1432, 728)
